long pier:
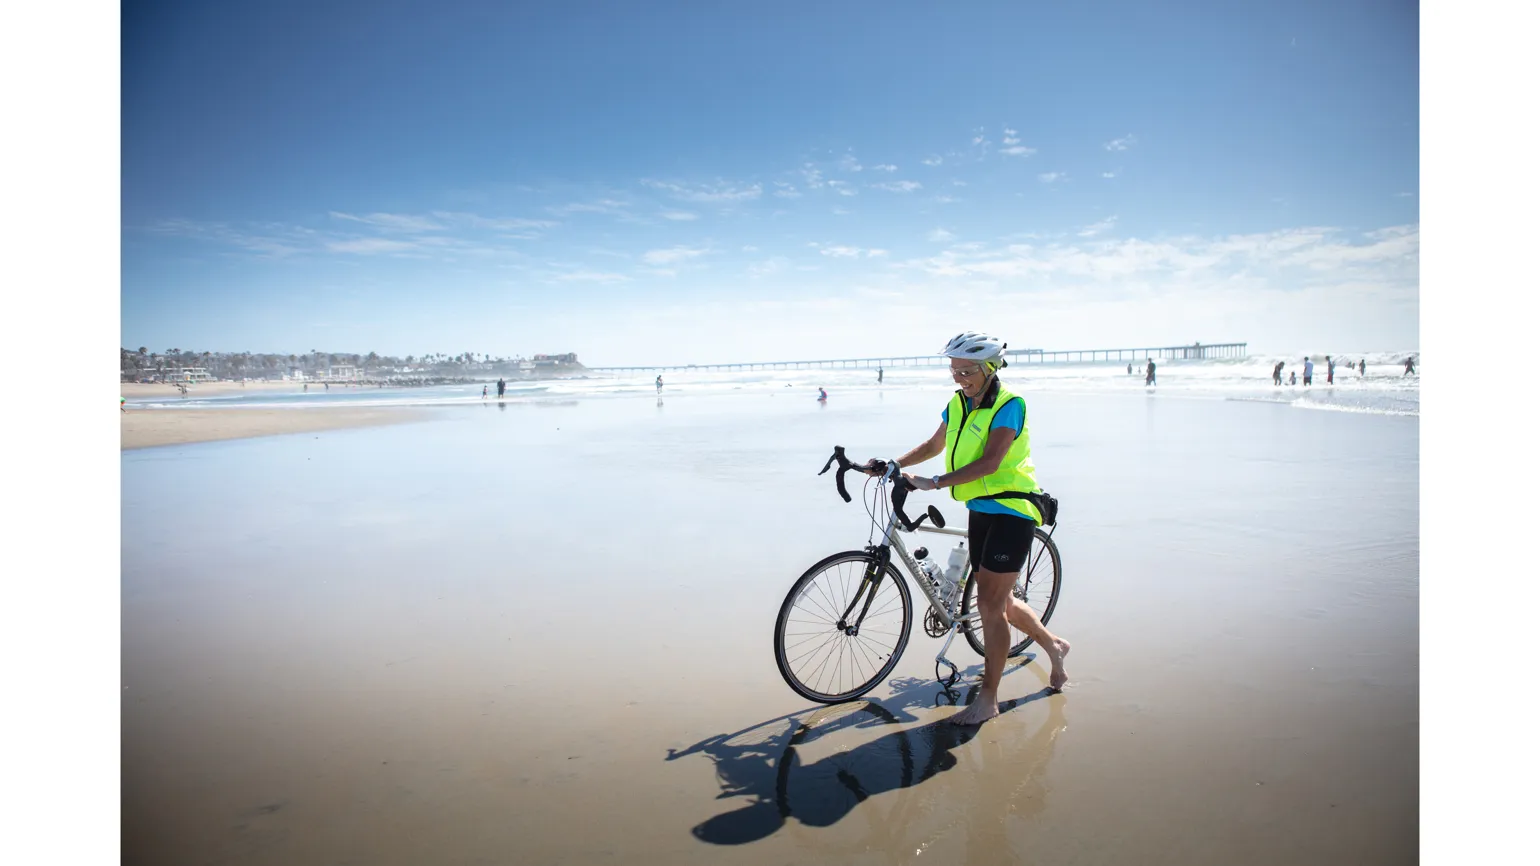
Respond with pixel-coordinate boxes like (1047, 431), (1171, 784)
(590, 341), (1248, 373)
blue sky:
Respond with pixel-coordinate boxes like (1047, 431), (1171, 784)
(122, 0), (1419, 365)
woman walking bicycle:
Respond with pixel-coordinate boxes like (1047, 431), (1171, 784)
(866, 331), (1071, 725)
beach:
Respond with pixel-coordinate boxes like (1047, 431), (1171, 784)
(122, 380), (315, 399)
(121, 407), (424, 450)
(122, 386), (1417, 864)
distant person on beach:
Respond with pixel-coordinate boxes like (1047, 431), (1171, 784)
(817, 387), (828, 401)
(1302, 357), (1314, 386)
(877, 366), (884, 383)
(656, 375), (663, 393)
(303, 383), (308, 392)
(497, 377), (506, 397)
(121, 397), (126, 413)
(1359, 359), (1366, 376)
(1404, 357), (1416, 376)
(1127, 363), (1133, 375)
(482, 385), (488, 399)
(1144, 359), (1156, 386)
(1272, 361), (1284, 385)
(1289, 371), (1297, 385)
(860, 330), (1070, 724)
(1326, 356), (1335, 385)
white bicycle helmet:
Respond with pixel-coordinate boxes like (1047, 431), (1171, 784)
(940, 331), (1008, 366)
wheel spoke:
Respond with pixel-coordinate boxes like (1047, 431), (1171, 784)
(776, 555), (911, 702)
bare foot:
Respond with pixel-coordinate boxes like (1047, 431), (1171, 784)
(950, 693), (1000, 726)
(1047, 638), (1071, 691)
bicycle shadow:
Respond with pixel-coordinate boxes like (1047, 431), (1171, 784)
(666, 656), (1056, 846)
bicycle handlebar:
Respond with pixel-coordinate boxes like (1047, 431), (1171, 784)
(819, 446), (945, 532)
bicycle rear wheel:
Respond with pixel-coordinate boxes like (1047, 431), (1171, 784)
(961, 527), (1061, 658)
(774, 551), (913, 704)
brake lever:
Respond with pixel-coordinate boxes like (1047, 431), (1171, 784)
(890, 473), (921, 531)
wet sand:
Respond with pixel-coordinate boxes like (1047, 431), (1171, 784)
(122, 390), (1417, 864)
(120, 408), (425, 450)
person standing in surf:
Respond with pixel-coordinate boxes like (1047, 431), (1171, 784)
(864, 331), (1071, 725)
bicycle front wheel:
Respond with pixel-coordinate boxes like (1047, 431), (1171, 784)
(774, 550), (913, 704)
(961, 527), (1062, 658)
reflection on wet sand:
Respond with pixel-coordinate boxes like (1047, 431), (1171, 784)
(672, 656), (1066, 856)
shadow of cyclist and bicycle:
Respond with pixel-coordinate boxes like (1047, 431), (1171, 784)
(665, 655), (1066, 846)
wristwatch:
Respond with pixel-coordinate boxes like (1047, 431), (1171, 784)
(931, 475), (943, 487)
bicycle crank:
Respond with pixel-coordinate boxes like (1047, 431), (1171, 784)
(934, 628), (962, 689)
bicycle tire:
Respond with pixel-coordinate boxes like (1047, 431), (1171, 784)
(960, 527), (1061, 658)
(774, 550), (913, 704)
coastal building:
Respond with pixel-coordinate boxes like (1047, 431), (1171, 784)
(327, 364), (359, 380)
(165, 367), (213, 383)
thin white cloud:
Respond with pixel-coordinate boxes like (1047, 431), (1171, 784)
(1038, 172), (1068, 184)
(641, 179), (762, 202)
(816, 244), (888, 259)
(1000, 145), (1036, 157)
(550, 199), (630, 216)
(894, 224), (1418, 286)
(1102, 170), (1120, 179)
(552, 269), (630, 283)
(922, 156), (943, 166)
(827, 180), (858, 196)
(659, 210), (699, 221)
(1002, 128), (1021, 145)
(747, 257), (795, 278)
(871, 180), (923, 193)
(327, 238), (419, 254)
(429, 212), (557, 231)
(839, 154), (863, 172)
(929, 228), (956, 242)
(641, 245), (710, 266)
(934, 195), (959, 204)
(773, 182), (803, 198)
(1078, 216), (1118, 237)
(329, 212), (445, 232)
(1396, 191), (1414, 198)
(871, 164), (898, 172)
(801, 164), (826, 188)
(1104, 134), (1138, 152)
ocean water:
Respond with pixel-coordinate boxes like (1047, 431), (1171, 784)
(128, 351), (1421, 417)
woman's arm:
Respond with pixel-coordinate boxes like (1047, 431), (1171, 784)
(908, 425), (1014, 490)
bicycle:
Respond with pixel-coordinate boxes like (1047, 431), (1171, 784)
(773, 446), (1063, 704)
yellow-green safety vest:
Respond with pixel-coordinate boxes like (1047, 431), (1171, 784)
(944, 378), (1042, 523)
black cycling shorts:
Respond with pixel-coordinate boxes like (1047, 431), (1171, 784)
(968, 510), (1036, 574)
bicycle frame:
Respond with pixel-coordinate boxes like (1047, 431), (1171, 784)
(840, 478), (983, 688)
